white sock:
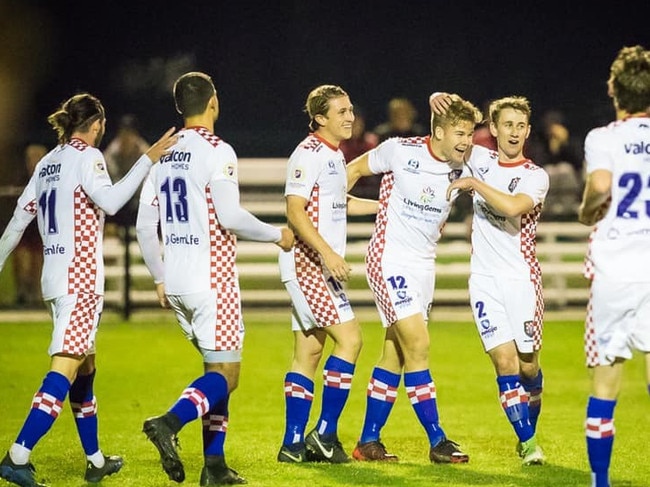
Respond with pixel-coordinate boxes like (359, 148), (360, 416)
(87, 450), (105, 468)
(9, 443), (31, 465)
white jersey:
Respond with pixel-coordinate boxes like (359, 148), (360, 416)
(366, 136), (469, 268)
(583, 116), (650, 282)
(467, 144), (549, 280)
(279, 133), (348, 282)
(139, 127), (240, 295)
(14, 138), (151, 299)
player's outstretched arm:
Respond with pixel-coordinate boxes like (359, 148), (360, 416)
(0, 206), (34, 273)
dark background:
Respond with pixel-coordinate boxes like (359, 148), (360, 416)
(2, 0), (649, 164)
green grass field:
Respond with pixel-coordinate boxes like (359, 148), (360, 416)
(1, 310), (648, 487)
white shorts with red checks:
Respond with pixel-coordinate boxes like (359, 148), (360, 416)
(469, 274), (543, 353)
(585, 278), (650, 367)
(284, 277), (355, 332)
(167, 288), (244, 363)
(367, 262), (434, 328)
(46, 293), (103, 356)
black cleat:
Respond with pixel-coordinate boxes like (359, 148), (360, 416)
(84, 454), (124, 483)
(304, 429), (350, 464)
(429, 438), (469, 464)
(143, 416), (185, 483)
(200, 456), (246, 485)
(277, 444), (307, 463)
(0, 453), (47, 487)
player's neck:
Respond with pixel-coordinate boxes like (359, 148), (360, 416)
(70, 131), (96, 147)
(184, 114), (215, 133)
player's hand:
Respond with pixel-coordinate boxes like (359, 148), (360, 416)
(446, 177), (475, 200)
(322, 251), (351, 282)
(429, 92), (453, 115)
(146, 127), (177, 163)
(155, 282), (170, 308)
(276, 226), (295, 252)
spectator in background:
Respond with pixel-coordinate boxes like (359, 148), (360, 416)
(373, 97), (427, 142)
(103, 114), (150, 232)
(12, 143), (47, 307)
(527, 109), (583, 219)
(340, 107), (380, 200)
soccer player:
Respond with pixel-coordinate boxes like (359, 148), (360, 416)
(577, 45), (650, 487)
(346, 94), (481, 464)
(432, 93), (549, 465)
(136, 71), (294, 485)
(277, 85), (377, 464)
(0, 93), (176, 487)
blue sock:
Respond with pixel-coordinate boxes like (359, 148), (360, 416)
(359, 368), (400, 444)
(586, 396), (616, 487)
(404, 370), (445, 447)
(16, 371), (70, 449)
(169, 372), (228, 427)
(69, 370), (99, 455)
(497, 375), (534, 443)
(316, 356), (355, 438)
(282, 372), (314, 446)
(202, 395), (229, 456)
(520, 369), (543, 433)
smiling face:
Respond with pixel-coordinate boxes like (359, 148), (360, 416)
(315, 95), (355, 146)
(489, 107), (530, 161)
(433, 119), (476, 165)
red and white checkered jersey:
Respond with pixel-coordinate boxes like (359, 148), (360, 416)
(16, 139), (135, 299)
(467, 144), (549, 280)
(279, 133), (348, 281)
(366, 136), (469, 267)
(583, 116), (650, 282)
(139, 127), (241, 295)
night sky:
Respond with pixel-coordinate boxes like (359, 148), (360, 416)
(6, 0), (650, 158)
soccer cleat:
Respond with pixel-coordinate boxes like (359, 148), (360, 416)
(518, 437), (545, 466)
(429, 438), (469, 464)
(277, 444), (307, 463)
(84, 454), (124, 483)
(200, 456), (247, 485)
(352, 440), (398, 462)
(0, 453), (47, 487)
(304, 429), (350, 464)
(143, 416), (185, 483)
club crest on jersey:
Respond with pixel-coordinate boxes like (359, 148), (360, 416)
(523, 320), (535, 337)
(224, 164), (236, 178)
(419, 186), (435, 204)
(508, 177), (521, 193)
(94, 160), (106, 173)
(327, 159), (338, 175)
(293, 168), (303, 180)
(448, 169), (463, 182)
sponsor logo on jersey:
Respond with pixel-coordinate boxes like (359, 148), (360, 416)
(43, 243), (66, 255)
(331, 201), (347, 210)
(403, 196), (442, 213)
(94, 160), (106, 173)
(39, 163), (61, 178)
(523, 320), (535, 337)
(419, 186), (435, 204)
(160, 150), (191, 164)
(292, 168), (303, 180)
(327, 159), (339, 175)
(624, 141), (650, 155)
(477, 201), (506, 223)
(508, 177), (521, 193)
(224, 163), (236, 177)
(165, 233), (200, 245)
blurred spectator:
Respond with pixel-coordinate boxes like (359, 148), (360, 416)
(373, 97), (427, 142)
(13, 143), (47, 307)
(341, 108), (380, 199)
(527, 110), (583, 220)
(103, 114), (150, 230)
